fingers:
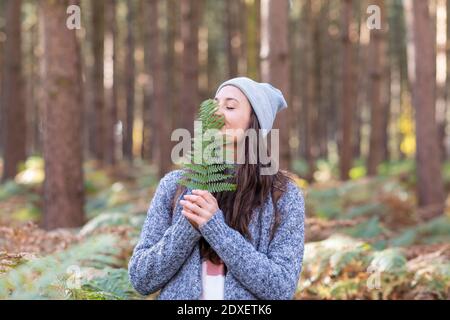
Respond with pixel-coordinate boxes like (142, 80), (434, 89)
(180, 199), (209, 218)
(192, 189), (217, 205)
(183, 194), (210, 209)
(182, 210), (202, 228)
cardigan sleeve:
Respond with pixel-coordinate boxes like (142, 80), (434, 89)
(198, 181), (305, 300)
(128, 170), (202, 296)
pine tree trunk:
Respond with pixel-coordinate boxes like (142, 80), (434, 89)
(165, 0), (180, 153)
(339, 0), (356, 180)
(445, 0), (450, 160)
(180, 0), (201, 136)
(26, 21), (41, 156)
(367, 0), (387, 176)
(410, 0), (445, 219)
(2, 0), (26, 182)
(260, 0), (291, 170)
(81, 0), (95, 160)
(301, 0), (319, 180)
(226, 0), (241, 78)
(144, 0), (171, 178)
(352, 0), (364, 161)
(246, 0), (260, 81)
(91, 0), (105, 163)
(436, 0), (448, 161)
(123, 0), (135, 161)
(40, 0), (85, 229)
(0, 0), (4, 158)
(141, 0), (153, 161)
(105, 0), (117, 165)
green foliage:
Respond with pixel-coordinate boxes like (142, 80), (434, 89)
(179, 99), (237, 193)
(369, 248), (407, 273)
(299, 235), (449, 300)
(85, 183), (135, 219)
(11, 204), (41, 222)
(344, 203), (385, 219)
(14, 156), (45, 186)
(378, 159), (415, 177)
(0, 234), (120, 299)
(443, 161), (450, 184)
(69, 268), (142, 300)
(0, 180), (27, 201)
(292, 158), (310, 177)
(343, 217), (386, 239)
(349, 165), (367, 180)
(79, 212), (145, 237)
(389, 216), (450, 247)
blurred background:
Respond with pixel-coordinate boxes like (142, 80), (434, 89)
(0, 0), (449, 300)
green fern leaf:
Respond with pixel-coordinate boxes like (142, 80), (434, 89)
(178, 99), (237, 193)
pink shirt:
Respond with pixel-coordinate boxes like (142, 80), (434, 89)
(200, 258), (226, 300)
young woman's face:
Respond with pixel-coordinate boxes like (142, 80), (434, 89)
(214, 85), (252, 143)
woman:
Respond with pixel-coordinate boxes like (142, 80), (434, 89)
(128, 77), (305, 300)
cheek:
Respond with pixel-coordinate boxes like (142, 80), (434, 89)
(224, 113), (251, 142)
(225, 112), (250, 131)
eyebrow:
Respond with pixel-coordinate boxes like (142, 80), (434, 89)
(214, 97), (239, 103)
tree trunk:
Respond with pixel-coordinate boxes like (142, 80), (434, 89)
(445, 0), (450, 160)
(40, 0), (85, 229)
(91, 0), (105, 163)
(25, 20), (41, 156)
(300, 0), (320, 180)
(0, 0), (4, 157)
(165, 0), (181, 158)
(141, 0), (153, 161)
(352, 0), (364, 161)
(367, 0), (387, 176)
(410, 0), (446, 219)
(144, 0), (171, 178)
(339, 0), (356, 180)
(2, 0), (26, 182)
(246, 0), (260, 81)
(180, 0), (202, 137)
(105, 0), (118, 165)
(260, 0), (291, 170)
(123, 0), (135, 161)
(225, 0), (241, 78)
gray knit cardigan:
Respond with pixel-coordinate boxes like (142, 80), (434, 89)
(128, 169), (305, 300)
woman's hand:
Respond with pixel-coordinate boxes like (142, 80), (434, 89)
(180, 189), (219, 229)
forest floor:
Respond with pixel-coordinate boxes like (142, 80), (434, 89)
(0, 157), (449, 299)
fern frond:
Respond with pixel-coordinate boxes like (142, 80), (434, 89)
(184, 172), (234, 184)
(179, 99), (237, 193)
(0, 234), (121, 299)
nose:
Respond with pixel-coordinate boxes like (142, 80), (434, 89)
(214, 99), (224, 116)
(213, 100), (226, 129)
(215, 108), (224, 117)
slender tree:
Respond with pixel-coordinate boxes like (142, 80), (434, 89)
(260, 0), (291, 170)
(339, 0), (356, 180)
(40, 0), (85, 229)
(367, 0), (388, 175)
(225, 0), (242, 78)
(123, 0), (135, 161)
(0, 0), (4, 157)
(410, 0), (446, 219)
(180, 0), (202, 136)
(246, 0), (260, 81)
(2, 0), (26, 182)
(164, 0), (181, 154)
(143, 0), (171, 177)
(105, 0), (118, 165)
(91, 0), (105, 163)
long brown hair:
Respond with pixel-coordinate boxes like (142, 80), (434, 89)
(172, 110), (293, 264)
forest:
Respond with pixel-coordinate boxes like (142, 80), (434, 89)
(0, 0), (449, 300)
